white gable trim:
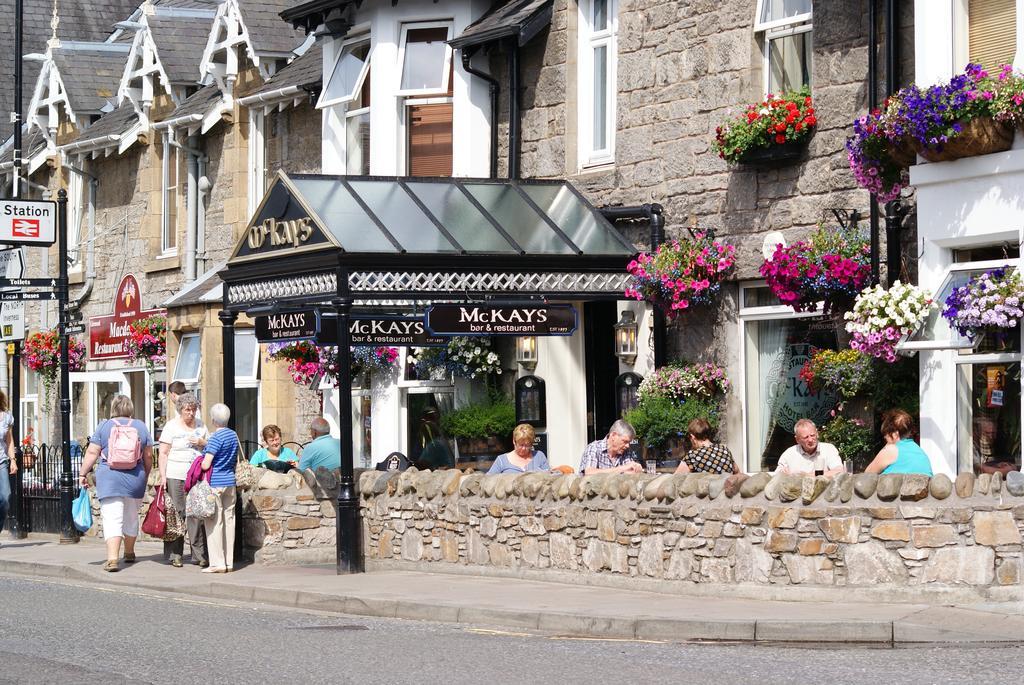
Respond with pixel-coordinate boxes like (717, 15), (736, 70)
(27, 57), (72, 153)
(200, 0), (268, 93)
(118, 18), (173, 130)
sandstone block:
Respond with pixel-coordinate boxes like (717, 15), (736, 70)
(871, 521), (910, 542)
(973, 510), (1023, 546)
(997, 558), (1021, 585)
(665, 550), (694, 580)
(876, 474), (902, 501)
(777, 475), (804, 502)
(784, 554), (834, 584)
(853, 474), (878, 499)
(844, 541), (909, 584)
(928, 474), (953, 499)
(819, 516), (861, 543)
(286, 516), (320, 531)
(702, 557), (734, 583)
(401, 532), (424, 561)
(740, 472), (771, 497)
(733, 539), (774, 583)
(977, 473), (992, 496)
(921, 546), (994, 585)
(441, 533), (460, 563)
(955, 472), (975, 498)
(766, 531), (799, 553)
(549, 532), (576, 569)
(797, 538), (826, 555)
(740, 506), (765, 525)
(899, 475), (930, 501)
(802, 476), (829, 504)
(251, 495), (282, 511)
(1006, 471), (1024, 497)
(724, 473), (748, 497)
(911, 524), (958, 548)
(519, 516), (546, 536)
(767, 507), (799, 529)
(638, 535), (665, 577)
(378, 530), (394, 558)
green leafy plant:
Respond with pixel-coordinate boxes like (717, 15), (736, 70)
(820, 415), (875, 466)
(798, 348), (875, 399)
(624, 396), (721, 450)
(440, 397), (516, 440)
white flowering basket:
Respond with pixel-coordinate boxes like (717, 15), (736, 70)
(844, 281), (934, 363)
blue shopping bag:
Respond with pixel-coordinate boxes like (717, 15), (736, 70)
(72, 487), (93, 533)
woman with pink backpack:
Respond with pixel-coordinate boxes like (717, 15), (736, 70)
(79, 395), (153, 572)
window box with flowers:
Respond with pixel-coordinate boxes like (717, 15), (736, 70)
(713, 87), (816, 167)
(625, 232), (736, 320)
(761, 226), (871, 315)
(22, 329), (86, 407)
(941, 267), (1024, 349)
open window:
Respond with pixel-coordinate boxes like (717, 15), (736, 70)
(755, 0), (812, 95)
(173, 333), (202, 386)
(397, 23), (453, 96)
(318, 37), (372, 108)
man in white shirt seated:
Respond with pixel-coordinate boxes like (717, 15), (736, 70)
(775, 418), (845, 476)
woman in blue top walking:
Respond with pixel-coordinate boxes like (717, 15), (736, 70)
(201, 403), (239, 573)
(865, 409), (933, 477)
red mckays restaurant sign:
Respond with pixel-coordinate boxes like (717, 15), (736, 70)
(89, 274), (166, 360)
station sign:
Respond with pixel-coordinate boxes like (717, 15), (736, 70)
(89, 274), (165, 360)
(0, 199), (57, 245)
(255, 311), (447, 347)
(425, 304), (577, 336)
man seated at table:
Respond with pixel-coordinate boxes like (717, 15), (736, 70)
(298, 418), (341, 472)
(776, 418), (844, 476)
(578, 419), (644, 475)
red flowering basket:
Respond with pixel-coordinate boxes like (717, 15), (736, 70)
(714, 87), (817, 166)
(125, 315), (167, 371)
(23, 329), (86, 406)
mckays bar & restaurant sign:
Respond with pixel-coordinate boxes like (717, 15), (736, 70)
(255, 311), (446, 346)
(426, 304), (577, 336)
(89, 274), (166, 360)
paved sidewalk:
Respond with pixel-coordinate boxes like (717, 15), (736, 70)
(2, 536), (1023, 644)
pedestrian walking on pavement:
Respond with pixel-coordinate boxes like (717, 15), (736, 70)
(79, 395), (153, 572)
(200, 404), (239, 573)
(158, 392), (209, 568)
(0, 390), (16, 538)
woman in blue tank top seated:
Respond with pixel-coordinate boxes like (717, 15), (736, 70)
(487, 423), (549, 474)
(865, 409), (933, 476)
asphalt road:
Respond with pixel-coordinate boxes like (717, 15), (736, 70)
(0, 574), (1020, 685)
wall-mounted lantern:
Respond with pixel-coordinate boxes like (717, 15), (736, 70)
(515, 375), (546, 427)
(614, 310), (638, 365)
(515, 335), (538, 372)
(615, 372), (644, 417)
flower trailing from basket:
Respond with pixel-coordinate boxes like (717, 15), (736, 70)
(267, 341), (400, 386)
(760, 226), (870, 314)
(23, 329), (86, 406)
(124, 314), (167, 371)
(846, 103), (911, 202)
(713, 87), (816, 164)
(410, 337), (502, 380)
(636, 361), (730, 404)
(844, 281), (934, 363)
(798, 348), (875, 399)
(266, 341), (321, 385)
(625, 232), (736, 319)
(941, 267), (1024, 338)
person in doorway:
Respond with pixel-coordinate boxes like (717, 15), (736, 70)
(487, 423), (550, 474)
(298, 418), (341, 472)
(79, 395), (153, 572)
(157, 392), (209, 568)
(775, 418), (844, 476)
(0, 390), (17, 538)
(865, 409), (934, 476)
(578, 420), (643, 475)
(200, 403), (239, 573)
(415, 407), (455, 470)
(249, 424), (298, 469)
(675, 418), (740, 474)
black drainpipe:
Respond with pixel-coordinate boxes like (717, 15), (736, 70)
(868, 0), (880, 285)
(600, 204), (667, 367)
(884, 0), (902, 285)
(507, 39), (521, 179)
(461, 48), (500, 179)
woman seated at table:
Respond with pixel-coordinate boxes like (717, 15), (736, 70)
(864, 409), (933, 476)
(675, 418), (740, 474)
(487, 423), (550, 474)
(249, 424), (299, 469)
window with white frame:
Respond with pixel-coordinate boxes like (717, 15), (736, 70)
(755, 0), (812, 95)
(578, 0), (617, 168)
(160, 131), (179, 254)
(173, 333), (201, 389)
(20, 369), (39, 453)
(234, 330), (261, 446)
(398, 22), (454, 176)
(965, 0), (1017, 73)
(67, 165), (86, 267)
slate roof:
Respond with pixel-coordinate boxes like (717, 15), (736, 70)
(0, 126), (47, 167)
(244, 41), (323, 99)
(64, 103), (139, 149)
(0, 0), (141, 142)
(159, 83), (221, 123)
(51, 46), (130, 115)
(238, 0), (309, 55)
(163, 262), (225, 308)
(450, 0), (553, 49)
(148, 13), (216, 85)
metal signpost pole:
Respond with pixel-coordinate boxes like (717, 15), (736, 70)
(13, 0), (23, 198)
(8, 341), (25, 538)
(334, 267), (361, 574)
(56, 189), (76, 543)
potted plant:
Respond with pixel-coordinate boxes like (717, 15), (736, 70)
(760, 226), (871, 314)
(440, 396), (516, 457)
(798, 348), (876, 400)
(844, 281), (934, 363)
(941, 267), (1024, 345)
(713, 87), (817, 166)
(625, 232), (736, 320)
(819, 415), (874, 471)
(23, 329), (86, 406)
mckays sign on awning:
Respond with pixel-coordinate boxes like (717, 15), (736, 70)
(254, 311), (447, 347)
(425, 304), (577, 336)
(89, 274), (165, 360)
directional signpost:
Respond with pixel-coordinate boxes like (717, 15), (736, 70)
(0, 247), (26, 342)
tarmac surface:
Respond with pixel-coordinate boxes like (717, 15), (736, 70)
(2, 536), (1023, 645)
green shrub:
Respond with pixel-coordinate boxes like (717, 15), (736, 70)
(624, 396), (721, 449)
(820, 415), (874, 466)
(440, 397), (516, 439)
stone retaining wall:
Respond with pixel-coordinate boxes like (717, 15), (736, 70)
(243, 468), (1024, 598)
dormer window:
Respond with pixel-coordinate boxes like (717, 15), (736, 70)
(755, 0), (812, 95)
(397, 23), (453, 96)
(318, 36), (372, 108)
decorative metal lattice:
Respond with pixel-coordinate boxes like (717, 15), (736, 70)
(227, 272), (336, 304)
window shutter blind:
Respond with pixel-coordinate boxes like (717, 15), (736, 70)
(969, 0), (1017, 73)
(408, 103), (453, 176)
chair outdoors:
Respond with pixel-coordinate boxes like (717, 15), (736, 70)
(283, 441), (304, 456)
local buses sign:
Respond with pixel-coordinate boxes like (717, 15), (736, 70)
(89, 274), (165, 360)
(0, 199), (57, 245)
(425, 304), (577, 336)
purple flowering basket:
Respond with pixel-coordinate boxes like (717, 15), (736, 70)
(912, 116), (1014, 163)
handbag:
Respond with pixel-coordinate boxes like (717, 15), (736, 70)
(72, 487), (93, 533)
(186, 479), (217, 519)
(235, 454), (258, 490)
(141, 484), (167, 538)
(163, 491), (186, 541)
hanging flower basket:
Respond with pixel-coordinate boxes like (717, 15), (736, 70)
(22, 329), (86, 406)
(713, 87), (816, 167)
(941, 267), (1024, 339)
(760, 226), (871, 314)
(912, 116), (1014, 162)
(267, 341), (400, 387)
(737, 138), (810, 167)
(410, 337), (502, 380)
(125, 314), (167, 372)
(625, 232), (736, 320)
(844, 281), (934, 363)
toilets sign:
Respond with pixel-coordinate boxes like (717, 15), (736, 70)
(0, 199), (57, 245)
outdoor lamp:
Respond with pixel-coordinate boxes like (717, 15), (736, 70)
(516, 335), (538, 372)
(614, 310), (638, 365)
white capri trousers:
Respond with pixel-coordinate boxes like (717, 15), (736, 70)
(99, 496), (141, 540)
